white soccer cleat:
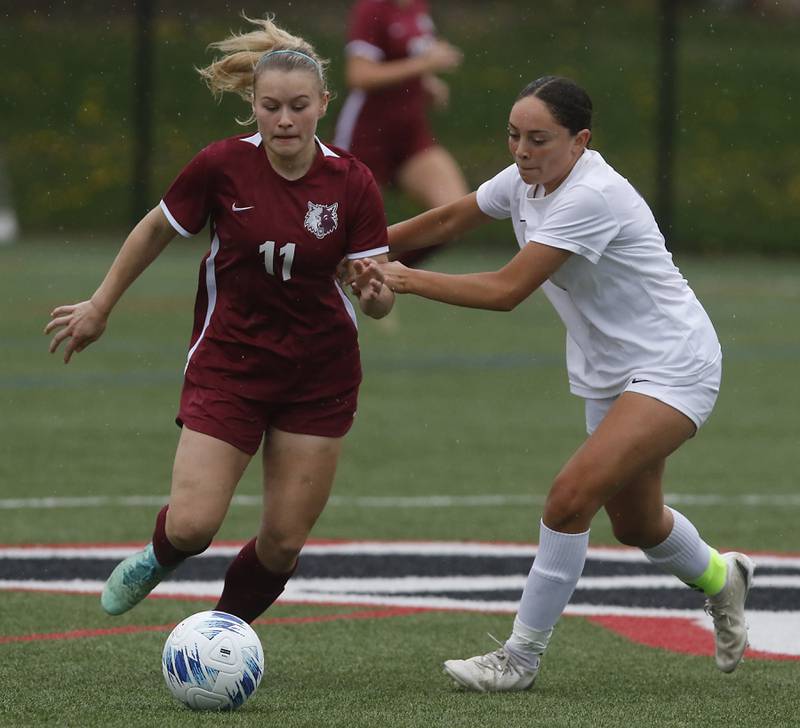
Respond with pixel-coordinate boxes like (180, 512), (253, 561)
(704, 552), (756, 673)
(443, 647), (539, 693)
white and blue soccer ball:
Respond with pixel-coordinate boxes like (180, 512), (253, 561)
(161, 610), (264, 711)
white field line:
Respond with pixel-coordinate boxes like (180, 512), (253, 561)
(0, 579), (642, 614)
(3, 580), (797, 656)
(2, 492), (800, 511)
(0, 576), (795, 614)
(288, 574), (800, 592)
(3, 574), (800, 596)
(2, 543), (800, 568)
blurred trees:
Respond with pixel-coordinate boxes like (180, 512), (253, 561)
(1, 1), (798, 251)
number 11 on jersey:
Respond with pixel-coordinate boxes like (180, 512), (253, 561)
(259, 241), (296, 282)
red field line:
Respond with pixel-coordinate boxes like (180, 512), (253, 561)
(0, 606), (428, 645)
(587, 615), (800, 662)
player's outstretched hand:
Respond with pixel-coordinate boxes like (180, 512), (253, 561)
(45, 299), (108, 363)
(424, 40), (463, 74)
(350, 258), (385, 302)
(377, 261), (410, 294)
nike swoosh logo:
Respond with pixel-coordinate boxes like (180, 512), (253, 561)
(232, 203), (254, 212)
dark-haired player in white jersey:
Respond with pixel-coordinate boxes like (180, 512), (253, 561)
(45, 15), (393, 623)
(365, 75), (754, 692)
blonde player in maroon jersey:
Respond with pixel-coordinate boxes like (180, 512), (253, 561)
(45, 15), (394, 623)
(334, 0), (469, 265)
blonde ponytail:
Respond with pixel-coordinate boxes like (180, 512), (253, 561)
(196, 13), (329, 123)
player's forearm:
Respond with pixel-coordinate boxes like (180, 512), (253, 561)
(390, 242), (568, 310)
(346, 55), (434, 90)
(359, 285), (395, 319)
(388, 193), (483, 255)
(91, 207), (176, 316)
(402, 268), (525, 311)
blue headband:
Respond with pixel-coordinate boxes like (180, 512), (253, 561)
(260, 49), (321, 73)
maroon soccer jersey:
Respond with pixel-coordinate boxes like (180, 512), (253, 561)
(160, 133), (388, 402)
(334, 0), (437, 161)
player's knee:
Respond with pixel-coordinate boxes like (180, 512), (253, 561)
(258, 529), (304, 569)
(543, 472), (598, 531)
(610, 521), (648, 547)
(166, 511), (219, 552)
(609, 514), (664, 548)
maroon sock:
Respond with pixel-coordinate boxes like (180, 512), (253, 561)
(151, 505), (209, 568)
(214, 538), (296, 623)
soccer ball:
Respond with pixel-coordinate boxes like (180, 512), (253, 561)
(161, 610), (264, 711)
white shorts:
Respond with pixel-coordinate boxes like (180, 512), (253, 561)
(584, 359), (722, 436)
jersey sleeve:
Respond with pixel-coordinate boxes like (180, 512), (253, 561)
(476, 164), (518, 220)
(344, 163), (389, 259)
(526, 184), (620, 263)
(345, 0), (387, 61)
(160, 147), (213, 237)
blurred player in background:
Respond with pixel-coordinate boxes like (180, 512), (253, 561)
(0, 151), (19, 245)
(333, 0), (469, 265)
(45, 15), (393, 624)
(366, 75), (754, 691)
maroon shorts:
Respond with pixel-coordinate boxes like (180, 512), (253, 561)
(349, 113), (436, 186)
(176, 380), (359, 456)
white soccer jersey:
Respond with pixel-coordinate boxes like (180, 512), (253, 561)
(476, 149), (721, 398)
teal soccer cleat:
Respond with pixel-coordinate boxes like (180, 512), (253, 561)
(101, 543), (175, 616)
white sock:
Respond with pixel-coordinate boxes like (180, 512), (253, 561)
(504, 520), (590, 668)
(642, 507), (710, 582)
(504, 617), (552, 671)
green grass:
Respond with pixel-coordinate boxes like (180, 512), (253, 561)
(1, 238), (799, 726)
(2, 236), (798, 547)
(1, 595), (797, 728)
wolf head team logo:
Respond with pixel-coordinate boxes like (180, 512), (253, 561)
(304, 202), (339, 239)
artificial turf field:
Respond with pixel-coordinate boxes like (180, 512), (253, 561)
(1, 237), (798, 727)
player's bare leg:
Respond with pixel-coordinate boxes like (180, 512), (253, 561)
(101, 428), (250, 615)
(215, 429), (343, 622)
(398, 145), (467, 208)
(444, 393), (698, 692)
(604, 426), (755, 672)
(166, 428), (251, 550)
(394, 145), (468, 267)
